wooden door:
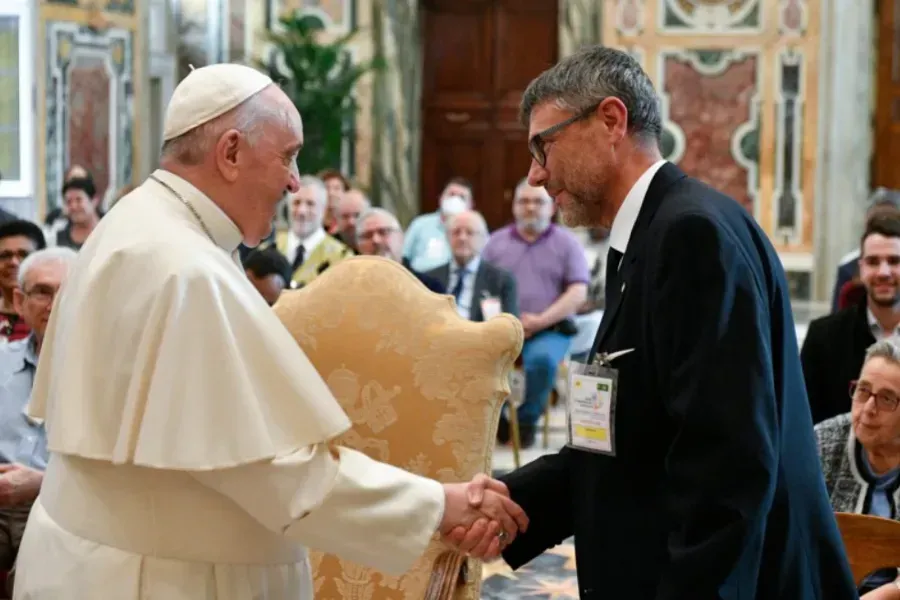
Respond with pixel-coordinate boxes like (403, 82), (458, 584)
(875, 0), (900, 189)
(420, 0), (558, 231)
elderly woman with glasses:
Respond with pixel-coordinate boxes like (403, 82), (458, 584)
(816, 337), (900, 596)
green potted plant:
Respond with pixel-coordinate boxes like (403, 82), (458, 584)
(260, 14), (383, 175)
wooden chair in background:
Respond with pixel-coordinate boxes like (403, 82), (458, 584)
(834, 512), (900, 585)
(274, 256), (523, 600)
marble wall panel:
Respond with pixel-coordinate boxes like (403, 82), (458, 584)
(660, 49), (760, 213)
(44, 21), (134, 210)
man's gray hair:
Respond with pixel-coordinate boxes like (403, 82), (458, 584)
(356, 207), (400, 241)
(864, 337), (900, 367)
(160, 89), (286, 165)
(17, 247), (78, 288)
(297, 175), (328, 208)
(520, 46), (662, 144)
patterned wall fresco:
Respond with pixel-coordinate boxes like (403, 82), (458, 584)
(38, 0), (141, 218)
(603, 0), (819, 275)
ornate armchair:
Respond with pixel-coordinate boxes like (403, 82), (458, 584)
(273, 256), (523, 600)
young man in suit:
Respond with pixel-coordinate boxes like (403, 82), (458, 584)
(802, 212), (900, 424)
(425, 210), (518, 322)
(450, 45), (857, 599)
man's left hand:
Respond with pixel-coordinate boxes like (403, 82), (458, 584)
(520, 313), (546, 338)
(0, 463), (43, 507)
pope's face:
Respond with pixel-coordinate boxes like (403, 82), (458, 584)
(237, 87), (303, 245)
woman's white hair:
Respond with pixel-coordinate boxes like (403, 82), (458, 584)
(17, 247), (78, 288)
(865, 337), (900, 365)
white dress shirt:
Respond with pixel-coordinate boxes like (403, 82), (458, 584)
(448, 256), (480, 320)
(285, 227), (327, 265)
(608, 159), (668, 258)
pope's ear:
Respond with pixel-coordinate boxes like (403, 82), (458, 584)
(215, 129), (242, 182)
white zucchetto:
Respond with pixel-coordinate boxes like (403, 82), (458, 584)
(163, 63), (273, 142)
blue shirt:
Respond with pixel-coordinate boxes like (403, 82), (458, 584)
(402, 212), (451, 273)
(0, 336), (48, 470)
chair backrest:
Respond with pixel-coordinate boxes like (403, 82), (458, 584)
(834, 512), (900, 585)
(273, 255), (523, 600)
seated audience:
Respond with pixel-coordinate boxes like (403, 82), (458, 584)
(276, 176), (353, 289)
(832, 188), (900, 312)
(356, 208), (445, 293)
(815, 337), (900, 595)
(0, 221), (46, 343)
(0, 247), (76, 594)
(244, 246), (291, 306)
(803, 213), (900, 424)
(53, 177), (102, 250)
(318, 168), (351, 234)
(482, 179), (589, 447)
(426, 210), (517, 321)
(403, 177), (473, 273)
(333, 189), (369, 252)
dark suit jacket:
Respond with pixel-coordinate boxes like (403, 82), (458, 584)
(801, 299), (874, 425)
(831, 258), (859, 313)
(400, 257), (445, 294)
(425, 259), (518, 320)
(500, 163), (856, 600)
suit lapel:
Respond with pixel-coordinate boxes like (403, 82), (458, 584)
(470, 265), (488, 321)
(590, 163), (687, 358)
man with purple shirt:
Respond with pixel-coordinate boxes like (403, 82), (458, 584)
(482, 179), (589, 447)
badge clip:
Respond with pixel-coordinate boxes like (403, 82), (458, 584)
(593, 348), (635, 368)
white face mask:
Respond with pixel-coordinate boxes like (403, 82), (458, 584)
(440, 194), (468, 216)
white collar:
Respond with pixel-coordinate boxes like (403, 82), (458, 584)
(451, 255), (480, 274)
(150, 169), (244, 252)
(608, 159), (667, 254)
(288, 227), (326, 252)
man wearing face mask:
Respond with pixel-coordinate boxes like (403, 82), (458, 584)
(402, 177), (473, 273)
(482, 180), (590, 447)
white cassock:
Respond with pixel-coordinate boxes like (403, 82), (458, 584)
(13, 169), (445, 599)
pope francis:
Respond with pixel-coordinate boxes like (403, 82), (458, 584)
(12, 64), (527, 599)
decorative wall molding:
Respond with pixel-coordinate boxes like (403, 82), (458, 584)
(659, 0), (762, 35)
(45, 21), (134, 211)
(773, 48), (805, 246)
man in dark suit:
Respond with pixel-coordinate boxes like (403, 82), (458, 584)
(803, 212), (900, 424)
(425, 210), (518, 321)
(450, 46), (857, 599)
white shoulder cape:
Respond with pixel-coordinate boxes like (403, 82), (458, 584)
(30, 177), (351, 469)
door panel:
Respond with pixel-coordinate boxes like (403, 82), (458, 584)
(875, 0), (900, 189)
(421, 0), (558, 231)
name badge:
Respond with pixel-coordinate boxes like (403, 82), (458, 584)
(480, 297), (502, 320)
(565, 349), (633, 457)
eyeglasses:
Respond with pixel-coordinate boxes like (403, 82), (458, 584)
(23, 284), (58, 306)
(528, 101), (602, 167)
(849, 380), (900, 412)
(358, 227), (398, 241)
(0, 250), (30, 263)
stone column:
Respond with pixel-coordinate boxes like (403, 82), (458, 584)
(812, 0), (875, 303)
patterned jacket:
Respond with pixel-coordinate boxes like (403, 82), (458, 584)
(815, 413), (900, 516)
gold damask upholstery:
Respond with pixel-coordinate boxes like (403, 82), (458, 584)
(273, 255), (523, 600)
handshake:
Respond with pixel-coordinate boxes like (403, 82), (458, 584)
(438, 474), (529, 560)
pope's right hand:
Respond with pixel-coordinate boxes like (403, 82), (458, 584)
(439, 474), (528, 559)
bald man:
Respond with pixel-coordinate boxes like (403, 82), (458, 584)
(13, 64), (526, 599)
